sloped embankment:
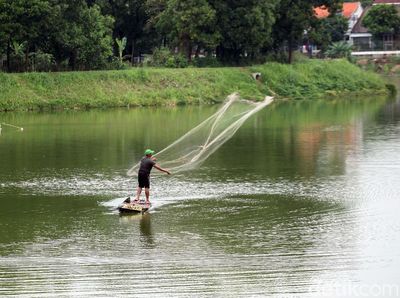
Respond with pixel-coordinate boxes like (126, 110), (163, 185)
(0, 59), (391, 111)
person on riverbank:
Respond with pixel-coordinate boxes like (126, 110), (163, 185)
(133, 149), (171, 205)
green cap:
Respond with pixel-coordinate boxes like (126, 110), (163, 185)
(144, 149), (155, 155)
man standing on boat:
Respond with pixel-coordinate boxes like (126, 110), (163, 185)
(133, 149), (170, 205)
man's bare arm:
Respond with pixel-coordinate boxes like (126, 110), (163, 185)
(154, 164), (171, 175)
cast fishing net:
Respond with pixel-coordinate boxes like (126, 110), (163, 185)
(127, 93), (273, 175)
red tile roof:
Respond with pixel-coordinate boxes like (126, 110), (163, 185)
(315, 2), (361, 19)
(343, 2), (360, 18)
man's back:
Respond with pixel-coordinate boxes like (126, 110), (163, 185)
(139, 157), (155, 175)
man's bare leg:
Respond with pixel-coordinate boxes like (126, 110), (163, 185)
(145, 188), (150, 204)
(134, 187), (142, 202)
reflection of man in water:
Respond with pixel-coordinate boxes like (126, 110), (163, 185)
(134, 149), (170, 204)
(140, 213), (154, 246)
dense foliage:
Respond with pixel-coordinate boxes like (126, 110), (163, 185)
(1, 0), (348, 72)
(362, 4), (400, 38)
(305, 14), (349, 56)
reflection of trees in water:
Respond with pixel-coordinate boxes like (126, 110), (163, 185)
(208, 96), (388, 179)
(375, 95), (400, 126)
(0, 105), (217, 174)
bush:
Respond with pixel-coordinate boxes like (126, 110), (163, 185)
(106, 56), (130, 70)
(29, 51), (55, 72)
(167, 53), (188, 68)
(147, 47), (188, 68)
(150, 47), (171, 66)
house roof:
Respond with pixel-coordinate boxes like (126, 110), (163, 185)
(351, 6), (371, 33)
(343, 2), (361, 18)
(373, 0), (400, 4)
(314, 2), (361, 19)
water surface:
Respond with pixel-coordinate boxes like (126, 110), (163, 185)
(1, 93), (400, 297)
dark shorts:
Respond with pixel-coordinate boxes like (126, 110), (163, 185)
(138, 172), (150, 188)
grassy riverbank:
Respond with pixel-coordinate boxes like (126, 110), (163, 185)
(0, 59), (391, 111)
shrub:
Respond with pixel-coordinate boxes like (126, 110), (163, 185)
(150, 47), (171, 66)
(148, 47), (188, 68)
(29, 51), (55, 72)
(106, 56), (130, 70)
(168, 53), (189, 68)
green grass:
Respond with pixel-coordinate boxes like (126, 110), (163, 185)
(251, 59), (388, 99)
(0, 59), (391, 111)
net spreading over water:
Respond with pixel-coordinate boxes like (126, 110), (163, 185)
(127, 93), (274, 175)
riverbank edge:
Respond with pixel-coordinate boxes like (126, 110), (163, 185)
(0, 59), (393, 112)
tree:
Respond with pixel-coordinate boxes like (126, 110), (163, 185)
(362, 4), (400, 38)
(361, 0), (373, 8)
(272, 0), (343, 64)
(94, 0), (155, 64)
(210, 0), (278, 63)
(49, 1), (114, 70)
(155, 0), (219, 61)
(0, 0), (114, 71)
(115, 37), (127, 62)
(76, 4), (114, 69)
(0, 0), (53, 71)
(308, 15), (348, 52)
(324, 15), (348, 42)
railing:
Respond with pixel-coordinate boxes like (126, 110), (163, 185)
(351, 50), (400, 57)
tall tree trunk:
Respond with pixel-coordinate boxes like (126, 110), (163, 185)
(180, 34), (191, 61)
(288, 38), (293, 64)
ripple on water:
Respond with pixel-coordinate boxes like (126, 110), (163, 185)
(0, 171), (361, 209)
(0, 204), (364, 298)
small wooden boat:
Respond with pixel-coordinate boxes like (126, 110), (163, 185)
(118, 197), (151, 214)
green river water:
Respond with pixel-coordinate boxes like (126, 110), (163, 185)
(1, 92), (400, 297)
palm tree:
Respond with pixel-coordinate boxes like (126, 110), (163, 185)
(325, 41), (353, 59)
(115, 37), (127, 63)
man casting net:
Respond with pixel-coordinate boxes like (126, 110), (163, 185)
(127, 93), (273, 176)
